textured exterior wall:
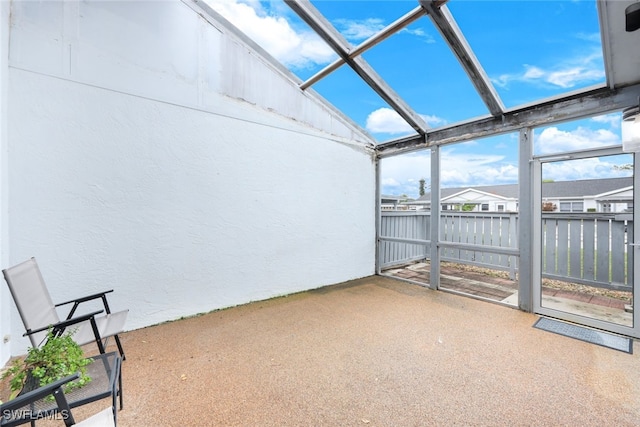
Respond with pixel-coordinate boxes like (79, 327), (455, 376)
(1, 0), (375, 360)
(0, 0), (10, 364)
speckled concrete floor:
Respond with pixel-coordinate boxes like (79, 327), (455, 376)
(5, 275), (640, 426)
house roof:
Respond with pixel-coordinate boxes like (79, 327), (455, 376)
(414, 176), (634, 204)
(381, 194), (412, 203)
(541, 177), (633, 198)
(443, 188), (515, 204)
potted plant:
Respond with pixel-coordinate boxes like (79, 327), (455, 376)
(1, 328), (93, 400)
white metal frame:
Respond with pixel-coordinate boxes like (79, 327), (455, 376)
(532, 145), (639, 338)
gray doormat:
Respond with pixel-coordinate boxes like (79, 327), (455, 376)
(534, 317), (633, 354)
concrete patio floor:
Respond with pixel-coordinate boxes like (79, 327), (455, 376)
(4, 275), (640, 426)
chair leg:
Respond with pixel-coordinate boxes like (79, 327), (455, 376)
(90, 318), (106, 354)
(114, 334), (126, 361)
(118, 363), (124, 410)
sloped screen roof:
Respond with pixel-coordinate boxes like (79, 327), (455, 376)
(207, 0), (640, 157)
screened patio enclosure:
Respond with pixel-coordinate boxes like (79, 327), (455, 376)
(2, 0), (640, 365)
(275, 0), (640, 338)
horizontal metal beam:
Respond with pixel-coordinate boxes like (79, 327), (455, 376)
(439, 241), (520, 257)
(285, 0), (429, 134)
(379, 236), (430, 245)
(377, 83), (640, 158)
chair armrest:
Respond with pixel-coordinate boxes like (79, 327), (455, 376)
(24, 310), (104, 337)
(55, 290), (114, 307)
(56, 290), (115, 318)
(0, 373), (78, 411)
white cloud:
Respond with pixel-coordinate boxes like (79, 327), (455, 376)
(440, 150), (518, 187)
(591, 113), (621, 129)
(334, 18), (434, 44)
(381, 177), (400, 189)
(380, 145), (631, 197)
(546, 66), (604, 89)
(535, 122), (631, 181)
(576, 32), (601, 43)
(380, 153), (431, 197)
(402, 27), (435, 43)
(207, 2), (433, 69)
(380, 148), (522, 197)
(206, 0), (336, 69)
(367, 108), (413, 134)
(535, 126), (619, 154)
(334, 18), (386, 41)
(523, 65), (545, 80)
(381, 133), (629, 196)
(381, 122), (626, 196)
(421, 114), (447, 127)
(492, 51), (604, 90)
(542, 157), (631, 182)
(366, 108), (446, 135)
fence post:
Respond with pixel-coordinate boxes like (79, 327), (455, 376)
(509, 212), (517, 280)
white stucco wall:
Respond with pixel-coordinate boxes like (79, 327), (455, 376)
(0, 0), (11, 364)
(1, 0), (376, 360)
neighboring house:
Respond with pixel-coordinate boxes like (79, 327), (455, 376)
(541, 178), (633, 213)
(401, 177), (633, 213)
(381, 194), (414, 210)
(441, 188), (518, 212)
(592, 186), (633, 212)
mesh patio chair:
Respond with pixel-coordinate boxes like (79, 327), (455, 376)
(0, 373), (116, 427)
(2, 258), (128, 359)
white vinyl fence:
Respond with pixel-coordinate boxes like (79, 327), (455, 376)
(379, 211), (633, 291)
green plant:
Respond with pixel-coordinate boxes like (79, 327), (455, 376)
(1, 328), (92, 400)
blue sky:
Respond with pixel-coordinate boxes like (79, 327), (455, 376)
(208, 0), (632, 198)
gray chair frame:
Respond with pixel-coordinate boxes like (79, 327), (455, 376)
(2, 258), (127, 360)
(0, 373), (116, 427)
